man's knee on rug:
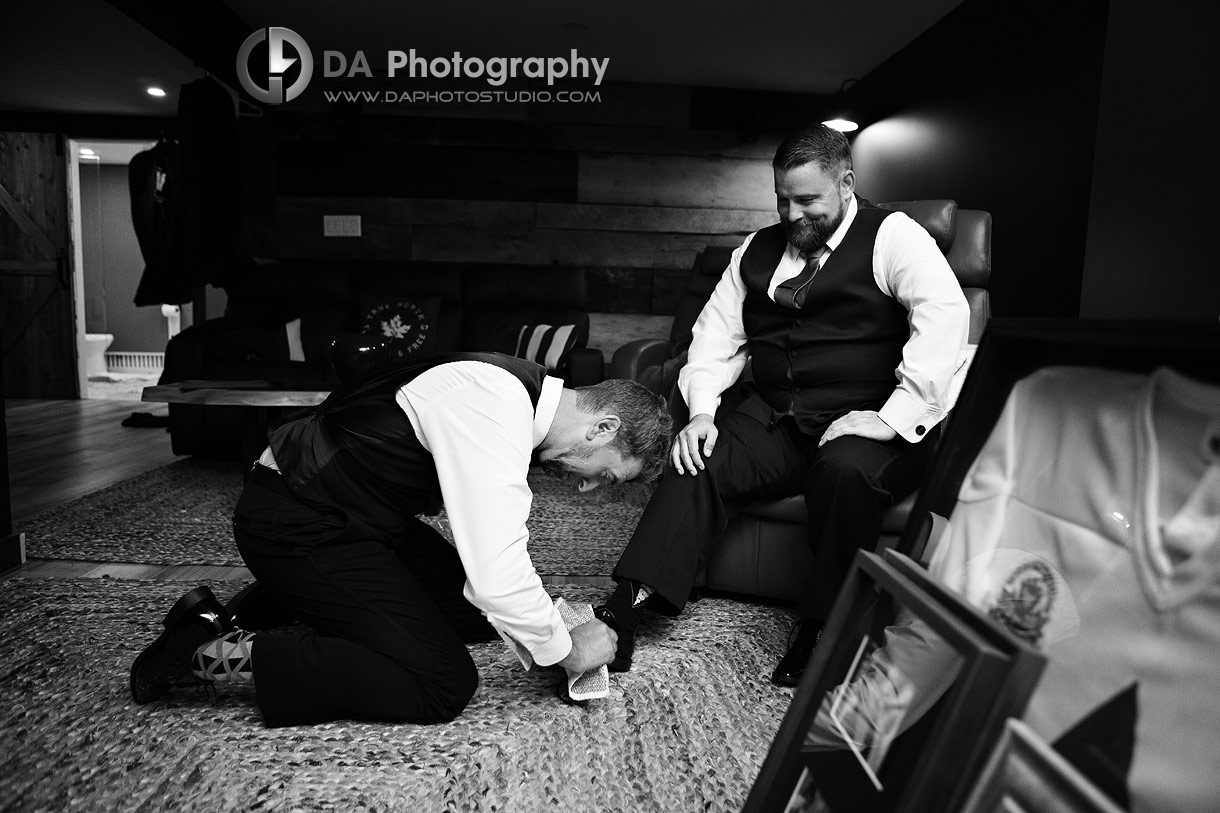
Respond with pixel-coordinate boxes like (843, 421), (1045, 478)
(370, 659), (480, 724)
(258, 627), (482, 725)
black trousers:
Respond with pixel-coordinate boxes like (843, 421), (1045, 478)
(233, 465), (496, 727)
(613, 409), (939, 622)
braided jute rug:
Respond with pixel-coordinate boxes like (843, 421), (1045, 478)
(0, 578), (794, 813)
(17, 458), (653, 576)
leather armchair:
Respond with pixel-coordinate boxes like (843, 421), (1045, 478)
(613, 200), (993, 602)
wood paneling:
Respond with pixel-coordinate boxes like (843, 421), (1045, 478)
(276, 195), (773, 235)
(270, 195), (770, 276)
(536, 201), (773, 235)
(243, 103), (776, 334)
(578, 153), (774, 210)
(588, 313), (672, 355)
(412, 225), (738, 269)
(276, 109), (779, 159)
(276, 141), (580, 201)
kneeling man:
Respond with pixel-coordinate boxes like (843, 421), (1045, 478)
(131, 352), (671, 726)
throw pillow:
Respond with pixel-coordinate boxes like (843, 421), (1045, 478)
(358, 295), (443, 357)
(515, 323), (579, 373)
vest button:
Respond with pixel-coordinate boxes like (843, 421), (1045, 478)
(793, 319), (802, 327)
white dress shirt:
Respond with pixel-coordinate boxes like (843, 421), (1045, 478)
(679, 196), (971, 442)
(393, 360), (572, 667)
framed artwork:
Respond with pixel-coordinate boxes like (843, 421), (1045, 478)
(744, 548), (1045, 813)
(959, 719), (1125, 813)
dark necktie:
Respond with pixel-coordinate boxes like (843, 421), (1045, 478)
(774, 245), (829, 310)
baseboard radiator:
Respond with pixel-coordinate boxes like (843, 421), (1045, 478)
(105, 351), (165, 374)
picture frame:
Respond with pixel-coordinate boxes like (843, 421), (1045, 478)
(959, 719), (1125, 813)
(880, 549), (1047, 812)
(743, 548), (1044, 813)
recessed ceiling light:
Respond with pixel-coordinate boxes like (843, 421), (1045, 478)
(147, 86), (167, 97)
(79, 148), (96, 156)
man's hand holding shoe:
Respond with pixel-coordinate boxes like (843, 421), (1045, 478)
(559, 618), (619, 674)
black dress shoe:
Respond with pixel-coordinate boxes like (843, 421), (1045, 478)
(593, 605), (635, 672)
(130, 586), (232, 704)
(556, 676), (589, 707)
(225, 580), (298, 631)
(770, 618), (822, 687)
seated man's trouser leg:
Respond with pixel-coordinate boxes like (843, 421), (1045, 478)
(614, 411), (815, 613)
(796, 426), (939, 622)
(233, 465), (493, 727)
(615, 413), (938, 620)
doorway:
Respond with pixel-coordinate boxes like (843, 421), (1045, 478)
(69, 138), (173, 401)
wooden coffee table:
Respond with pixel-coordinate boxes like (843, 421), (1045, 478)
(142, 380), (331, 459)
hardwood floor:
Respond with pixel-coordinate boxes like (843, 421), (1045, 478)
(5, 398), (180, 526)
(1, 397), (609, 586)
(1, 397), (225, 581)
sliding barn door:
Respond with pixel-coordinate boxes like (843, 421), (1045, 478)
(0, 132), (77, 399)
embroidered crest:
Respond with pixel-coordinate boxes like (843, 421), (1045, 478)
(988, 559), (1057, 646)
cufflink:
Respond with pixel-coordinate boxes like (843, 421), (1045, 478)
(915, 425), (926, 436)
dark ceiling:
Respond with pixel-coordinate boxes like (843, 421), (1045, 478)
(1, 0), (966, 118)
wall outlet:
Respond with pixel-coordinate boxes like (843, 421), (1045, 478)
(323, 214), (362, 237)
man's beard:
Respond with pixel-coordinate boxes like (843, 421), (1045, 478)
(782, 201), (846, 254)
(541, 459), (569, 478)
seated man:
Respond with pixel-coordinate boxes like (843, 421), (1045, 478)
(131, 351), (672, 726)
(597, 124), (970, 686)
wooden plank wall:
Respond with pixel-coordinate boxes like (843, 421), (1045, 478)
(237, 84), (784, 354)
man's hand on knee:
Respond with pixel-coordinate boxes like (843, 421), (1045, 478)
(559, 619), (619, 673)
(819, 410), (897, 447)
(672, 413), (718, 474)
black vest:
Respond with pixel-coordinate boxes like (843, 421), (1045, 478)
(740, 201), (909, 433)
(269, 352), (548, 540)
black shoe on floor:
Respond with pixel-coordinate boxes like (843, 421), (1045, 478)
(130, 586), (232, 704)
(225, 580), (298, 631)
(593, 605), (635, 672)
(770, 618), (822, 687)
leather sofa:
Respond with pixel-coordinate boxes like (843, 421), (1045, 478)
(609, 199), (993, 602)
(162, 258), (604, 458)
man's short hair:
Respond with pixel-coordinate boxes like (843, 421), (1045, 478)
(773, 124), (853, 175)
(574, 379), (673, 483)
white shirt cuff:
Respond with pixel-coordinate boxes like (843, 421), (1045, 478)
(879, 390), (942, 443)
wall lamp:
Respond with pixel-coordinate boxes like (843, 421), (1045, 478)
(822, 79), (862, 133)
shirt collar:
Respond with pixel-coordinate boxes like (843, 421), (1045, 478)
(533, 376), (563, 449)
